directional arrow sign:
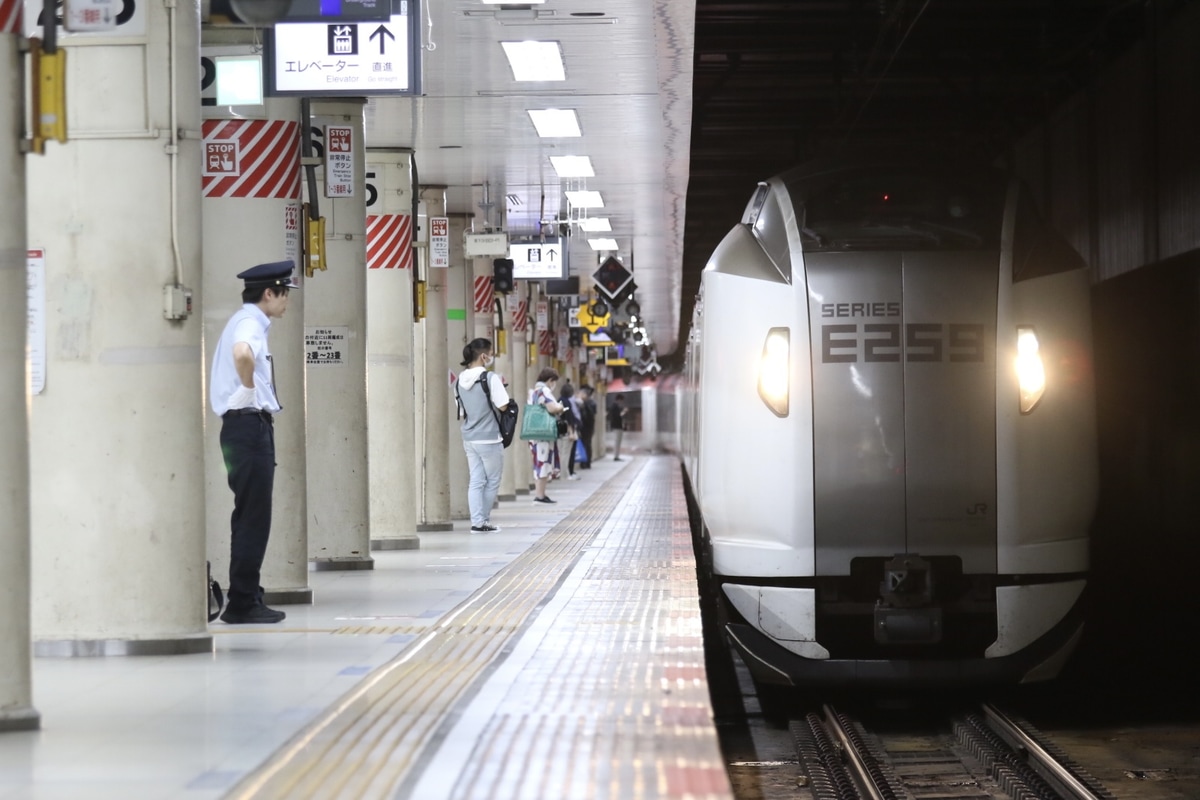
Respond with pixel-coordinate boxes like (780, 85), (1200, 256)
(369, 24), (394, 55)
(269, 4), (418, 97)
(509, 238), (565, 280)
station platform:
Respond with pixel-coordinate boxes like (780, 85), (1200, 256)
(0, 454), (733, 800)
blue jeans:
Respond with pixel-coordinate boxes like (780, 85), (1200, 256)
(463, 440), (504, 526)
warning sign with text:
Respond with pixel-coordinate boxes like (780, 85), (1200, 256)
(324, 125), (354, 197)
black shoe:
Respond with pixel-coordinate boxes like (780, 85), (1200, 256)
(613, 457), (623, 461)
(533, 496), (557, 504)
(470, 524), (497, 533)
(220, 603), (286, 624)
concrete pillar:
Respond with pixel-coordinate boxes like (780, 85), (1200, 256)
(306, 100), (372, 570)
(201, 72), (311, 605)
(418, 189), (451, 530)
(365, 150), (418, 550)
(27, 0), (211, 654)
(507, 294), (531, 495)
(0, 23), (38, 730)
(446, 215), (469, 522)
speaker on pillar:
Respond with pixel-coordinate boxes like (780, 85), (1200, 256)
(493, 258), (514, 294)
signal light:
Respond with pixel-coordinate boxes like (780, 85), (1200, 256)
(492, 258), (514, 294)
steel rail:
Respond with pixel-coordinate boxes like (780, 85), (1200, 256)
(981, 703), (1103, 800)
(822, 705), (888, 800)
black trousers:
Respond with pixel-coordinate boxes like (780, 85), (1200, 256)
(580, 426), (595, 467)
(220, 412), (275, 609)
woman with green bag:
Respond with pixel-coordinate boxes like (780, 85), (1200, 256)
(528, 368), (564, 504)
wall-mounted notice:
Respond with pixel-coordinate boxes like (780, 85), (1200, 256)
(27, 249), (45, 395)
(305, 325), (349, 365)
(429, 216), (449, 268)
(325, 125), (354, 197)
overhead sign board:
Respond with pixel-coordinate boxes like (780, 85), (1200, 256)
(266, 0), (421, 97)
(509, 237), (566, 280)
(464, 232), (509, 258)
(283, 0), (392, 22)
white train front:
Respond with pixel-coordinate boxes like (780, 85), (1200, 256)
(679, 160), (1098, 688)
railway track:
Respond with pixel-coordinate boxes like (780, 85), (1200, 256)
(789, 703), (1118, 800)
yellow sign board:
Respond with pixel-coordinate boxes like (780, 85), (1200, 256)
(573, 305), (610, 333)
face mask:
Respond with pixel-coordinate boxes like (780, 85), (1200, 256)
(482, 354), (493, 367)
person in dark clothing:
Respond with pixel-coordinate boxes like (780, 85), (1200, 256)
(559, 382), (582, 479)
(608, 394), (627, 460)
(577, 385), (597, 469)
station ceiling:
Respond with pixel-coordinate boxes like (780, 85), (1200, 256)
(364, 1), (1169, 361)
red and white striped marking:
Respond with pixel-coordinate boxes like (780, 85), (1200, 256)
(513, 300), (529, 333)
(201, 120), (299, 199)
(538, 329), (554, 356)
(473, 275), (494, 313)
(367, 214), (413, 269)
(0, 0), (20, 34)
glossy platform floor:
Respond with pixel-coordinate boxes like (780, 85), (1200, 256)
(0, 453), (731, 800)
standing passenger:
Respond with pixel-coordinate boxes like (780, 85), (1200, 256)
(529, 368), (564, 503)
(209, 260), (297, 624)
(559, 382), (582, 480)
(455, 338), (511, 533)
(608, 393), (627, 461)
(577, 384), (597, 469)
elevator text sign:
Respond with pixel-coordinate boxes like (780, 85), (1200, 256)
(267, 1), (420, 97)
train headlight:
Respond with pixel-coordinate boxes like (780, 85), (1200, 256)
(1016, 326), (1045, 414)
(758, 327), (790, 417)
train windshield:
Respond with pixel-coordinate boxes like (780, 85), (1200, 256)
(791, 169), (1007, 251)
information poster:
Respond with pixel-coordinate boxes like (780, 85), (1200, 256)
(305, 325), (349, 365)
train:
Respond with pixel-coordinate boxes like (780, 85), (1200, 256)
(676, 158), (1098, 688)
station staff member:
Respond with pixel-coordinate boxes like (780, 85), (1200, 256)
(209, 260), (297, 624)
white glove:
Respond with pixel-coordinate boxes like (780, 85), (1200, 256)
(227, 384), (259, 410)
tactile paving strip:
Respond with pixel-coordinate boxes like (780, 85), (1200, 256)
(227, 456), (731, 800)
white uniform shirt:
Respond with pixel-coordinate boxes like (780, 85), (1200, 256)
(210, 304), (281, 416)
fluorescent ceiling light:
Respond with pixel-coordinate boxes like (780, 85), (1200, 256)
(550, 156), (594, 178)
(565, 190), (604, 209)
(576, 217), (611, 232)
(528, 109), (580, 138)
(588, 238), (619, 251)
(501, 41), (565, 82)
(215, 55), (263, 106)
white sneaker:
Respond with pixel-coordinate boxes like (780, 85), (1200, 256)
(567, 474), (581, 481)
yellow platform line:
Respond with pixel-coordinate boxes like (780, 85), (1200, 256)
(226, 460), (647, 800)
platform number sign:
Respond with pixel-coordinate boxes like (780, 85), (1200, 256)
(324, 125), (354, 198)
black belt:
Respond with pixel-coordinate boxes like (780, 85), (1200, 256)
(224, 408), (273, 424)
